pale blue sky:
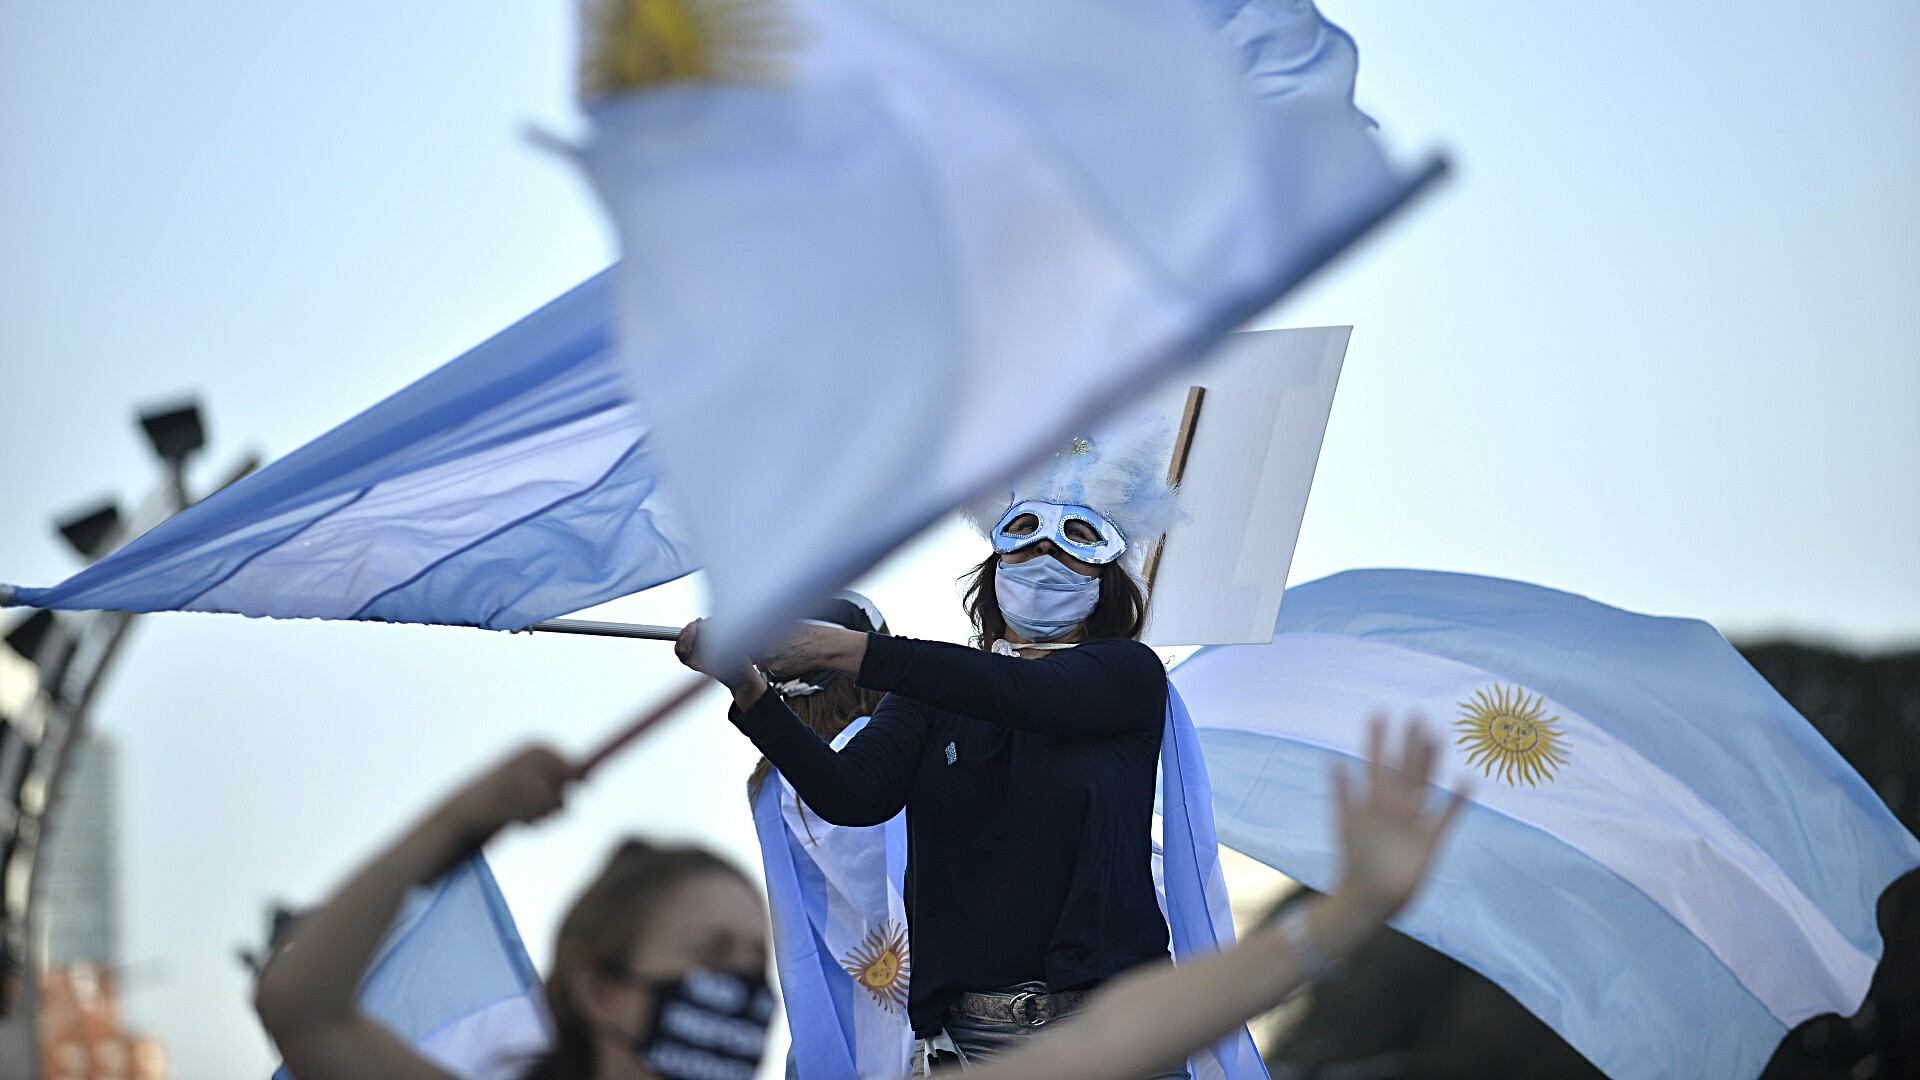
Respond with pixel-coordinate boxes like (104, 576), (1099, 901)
(2, 2), (1916, 1076)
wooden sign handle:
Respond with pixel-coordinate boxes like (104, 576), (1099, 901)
(1141, 385), (1206, 598)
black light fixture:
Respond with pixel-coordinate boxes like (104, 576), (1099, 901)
(2, 610), (59, 665)
(54, 502), (123, 560)
(137, 400), (207, 466)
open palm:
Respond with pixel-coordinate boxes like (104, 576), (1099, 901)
(1333, 719), (1467, 920)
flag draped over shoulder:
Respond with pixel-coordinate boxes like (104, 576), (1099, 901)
(1159, 685), (1268, 1080)
(3, 274), (696, 630)
(1172, 569), (1920, 1080)
(273, 855), (550, 1080)
(752, 717), (913, 1079)
(576, 0), (1444, 657)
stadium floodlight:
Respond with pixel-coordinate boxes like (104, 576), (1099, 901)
(2, 612), (58, 666)
(54, 503), (122, 561)
(137, 400), (206, 467)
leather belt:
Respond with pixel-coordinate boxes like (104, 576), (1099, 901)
(953, 988), (1092, 1027)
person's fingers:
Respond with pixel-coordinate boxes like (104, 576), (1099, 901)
(534, 778), (568, 817)
(1403, 720), (1436, 793)
(1380, 722), (1412, 804)
(675, 619), (703, 666)
(495, 746), (573, 818)
(535, 758), (575, 802)
(523, 745), (569, 776)
(1365, 714), (1387, 797)
(519, 770), (567, 819)
(1332, 759), (1353, 818)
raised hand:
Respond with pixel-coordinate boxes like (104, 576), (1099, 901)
(1331, 717), (1467, 921)
(444, 745), (574, 843)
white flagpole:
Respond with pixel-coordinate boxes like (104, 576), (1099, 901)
(522, 618), (680, 641)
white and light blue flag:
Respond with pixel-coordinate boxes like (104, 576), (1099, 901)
(1172, 569), (1920, 1080)
(3, 274), (695, 629)
(1159, 685), (1270, 1080)
(273, 854), (550, 1080)
(752, 717), (914, 1079)
(2, 0), (1416, 648)
(575, 0), (1445, 658)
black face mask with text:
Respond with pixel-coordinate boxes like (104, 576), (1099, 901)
(628, 966), (774, 1080)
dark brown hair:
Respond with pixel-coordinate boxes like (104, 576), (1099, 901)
(522, 841), (752, 1080)
(960, 552), (1147, 648)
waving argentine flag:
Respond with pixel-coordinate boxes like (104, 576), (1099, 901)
(6, 0), (1418, 649)
(576, 0), (1444, 658)
(273, 855), (550, 1080)
(3, 274), (695, 630)
(1173, 570), (1920, 1080)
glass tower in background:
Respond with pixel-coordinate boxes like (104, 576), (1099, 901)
(37, 734), (120, 968)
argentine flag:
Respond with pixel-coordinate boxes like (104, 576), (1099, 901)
(753, 717), (914, 1079)
(272, 855), (550, 1080)
(576, 0), (1445, 658)
(3, 1), (1414, 650)
(2, 274), (696, 630)
(1173, 570), (1920, 1080)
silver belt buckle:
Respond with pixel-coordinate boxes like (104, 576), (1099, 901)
(1006, 990), (1046, 1027)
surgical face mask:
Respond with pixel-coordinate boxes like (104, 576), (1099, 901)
(995, 554), (1100, 642)
(629, 966), (774, 1080)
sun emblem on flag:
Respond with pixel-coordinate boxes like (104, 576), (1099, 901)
(840, 921), (911, 1012)
(581, 0), (792, 94)
(1455, 684), (1569, 786)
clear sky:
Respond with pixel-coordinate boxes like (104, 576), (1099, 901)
(2, 2), (1916, 1076)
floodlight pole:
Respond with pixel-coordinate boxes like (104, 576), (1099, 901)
(0, 408), (254, 1080)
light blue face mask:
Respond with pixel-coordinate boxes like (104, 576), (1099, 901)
(995, 554), (1100, 642)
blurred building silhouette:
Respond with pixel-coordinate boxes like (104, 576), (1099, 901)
(37, 736), (120, 968)
(1261, 641), (1920, 1080)
(30, 734), (168, 1080)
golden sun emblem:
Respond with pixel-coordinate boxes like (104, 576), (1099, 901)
(581, 0), (792, 94)
(840, 921), (911, 1012)
(1455, 684), (1569, 787)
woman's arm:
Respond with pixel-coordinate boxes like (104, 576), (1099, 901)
(968, 720), (1467, 1080)
(853, 635), (1164, 737)
(730, 690), (925, 825)
(677, 619), (922, 825)
(253, 747), (573, 1080)
(686, 618), (1164, 739)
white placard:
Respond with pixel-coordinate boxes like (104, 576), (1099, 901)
(1140, 326), (1349, 647)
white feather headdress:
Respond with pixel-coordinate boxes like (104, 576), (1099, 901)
(960, 410), (1186, 578)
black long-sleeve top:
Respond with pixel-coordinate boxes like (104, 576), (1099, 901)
(731, 633), (1170, 1036)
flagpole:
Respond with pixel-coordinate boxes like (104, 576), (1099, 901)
(523, 618), (680, 641)
(575, 673), (710, 777)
